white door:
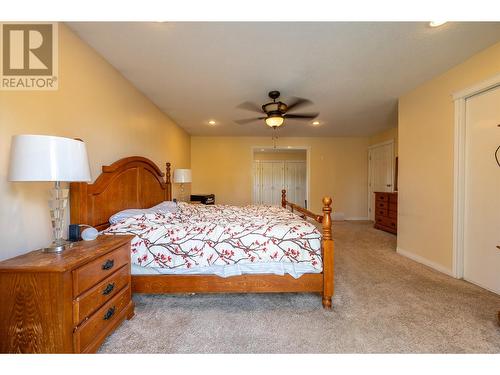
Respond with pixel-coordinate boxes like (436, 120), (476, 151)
(368, 142), (394, 220)
(285, 162), (297, 204)
(260, 161), (274, 205)
(258, 161), (284, 205)
(463, 85), (500, 294)
(285, 161), (306, 207)
(271, 161), (284, 205)
(253, 161), (261, 204)
(296, 162), (307, 207)
(253, 159), (306, 206)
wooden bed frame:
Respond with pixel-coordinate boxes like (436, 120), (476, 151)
(70, 156), (334, 308)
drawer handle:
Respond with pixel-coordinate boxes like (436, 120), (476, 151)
(102, 283), (115, 295)
(103, 306), (116, 320)
(102, 259), (114, 270)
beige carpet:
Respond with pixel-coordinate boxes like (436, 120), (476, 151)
(99, 221), (500, 353)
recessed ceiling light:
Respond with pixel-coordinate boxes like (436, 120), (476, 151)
(312, 121), (320, 126)
(429, 21), (447, 28)
(208, 120), (216, 126)
(260, 148), (265, 152)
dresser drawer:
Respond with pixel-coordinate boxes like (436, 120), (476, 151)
(375, 201), (388, 210)
(74, 285), (131, 353)
(73, 244), (130, 296)
(388, 210), (397, 219)
(376, 216), (397, 229)
(389, 202), (397, 211)
(375, 193), (389, 202)
(74, 265), (130, 325)
(376, 208), (388, 217)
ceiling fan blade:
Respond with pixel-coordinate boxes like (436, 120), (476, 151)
(234, 117), (266, 125)
(286, 97), (313, 112)
(236, 101), (264, 113)
(284, 112), (319, 119)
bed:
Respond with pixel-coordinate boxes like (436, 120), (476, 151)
(70, 156), (334, 308)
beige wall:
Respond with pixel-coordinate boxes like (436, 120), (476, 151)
(398, 41), (500, 272)
(254, 150), (307, 161)
(0, 24), (190, 260)
(191, 136), (370, 218)
(369, 127), (398, 157)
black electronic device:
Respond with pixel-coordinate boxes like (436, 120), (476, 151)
(190, 194), (215, 205)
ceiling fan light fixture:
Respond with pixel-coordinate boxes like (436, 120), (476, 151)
(265, 115), (284, 128)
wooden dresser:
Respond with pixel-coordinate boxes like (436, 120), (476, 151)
(0, 235), (135, 353)
(374, 192), (398, 234)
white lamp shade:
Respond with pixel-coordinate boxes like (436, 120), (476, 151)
(173, 169), (192, 184)
(8, 135), (91, 182)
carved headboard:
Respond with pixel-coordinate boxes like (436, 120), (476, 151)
(70, 156), (172, 231)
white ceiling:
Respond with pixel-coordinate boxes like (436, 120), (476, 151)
(68, 22), (500, 137)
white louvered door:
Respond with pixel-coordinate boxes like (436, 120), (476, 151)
(284, 161), (306, 207)
(295, 161), (306, 207)
(260, 161), (275, 205)
(271, 161), (285, 205)
(253, 161), (261, 204)
(253, 160), (306, 206)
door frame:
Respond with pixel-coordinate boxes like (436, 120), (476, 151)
(452, 73), (500, 278)
(367, 139), (395, 220)
(251, 146), (310, 207)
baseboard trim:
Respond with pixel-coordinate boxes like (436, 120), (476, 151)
(396, 247), (455, 277)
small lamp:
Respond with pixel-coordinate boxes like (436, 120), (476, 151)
(173, 168), (192, 202)
(8, 135), (91, 252)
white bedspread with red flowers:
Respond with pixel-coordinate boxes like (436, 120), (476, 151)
(104, 203), (323, 274)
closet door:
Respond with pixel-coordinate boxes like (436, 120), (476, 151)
(463, 85), (500, 294)
(284, 161), (307, 207)
(295, 161), (307, 207)
(260, 161), (274, 205)
(284, 162), (297, 204)
(253, 161), (261, 204)
(271, 162), (284, 205)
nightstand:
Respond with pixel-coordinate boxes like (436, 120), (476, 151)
(0, 235), (135, 353)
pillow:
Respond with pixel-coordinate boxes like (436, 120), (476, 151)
(150, 201), (178, 214)
(109, 201), (178, 224)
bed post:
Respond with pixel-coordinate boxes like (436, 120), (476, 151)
(321, 197), (334, 309)
(281, 189), (286, 208)
(166, 162), (172, 201)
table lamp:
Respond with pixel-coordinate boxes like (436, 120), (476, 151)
(173, 168), (192, 202)
(8, 135), (91, 252)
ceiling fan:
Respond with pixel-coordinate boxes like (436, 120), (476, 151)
(235, 90), (319, 128)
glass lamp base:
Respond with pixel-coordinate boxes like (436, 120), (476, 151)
(43, 240), (73, 253)
(46, 181), (71, 253)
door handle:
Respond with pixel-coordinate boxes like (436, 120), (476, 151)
(386, 184), (392, 187)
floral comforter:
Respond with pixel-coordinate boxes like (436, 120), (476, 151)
(105, 203), (322, 272)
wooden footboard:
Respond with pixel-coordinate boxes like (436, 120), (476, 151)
(281, 190), (334, 308)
